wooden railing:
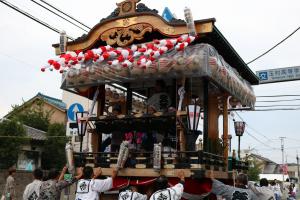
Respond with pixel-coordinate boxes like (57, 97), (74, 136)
(73, 150), (226, 171)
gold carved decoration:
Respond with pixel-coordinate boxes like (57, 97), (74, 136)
(117, 0), (140, 16)
(100, 23), (153, 47)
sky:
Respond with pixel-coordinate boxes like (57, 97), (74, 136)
(0, 0), (300, 164)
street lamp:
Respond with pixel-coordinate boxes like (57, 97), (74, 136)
(234, 121), (246, 159)
(76, 111), (89, 152)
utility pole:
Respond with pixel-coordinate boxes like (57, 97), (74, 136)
(280, 137), (286, 182)
(297, 151), (299, 183)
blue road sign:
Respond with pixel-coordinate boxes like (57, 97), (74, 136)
(67, 103), (84, 121)
(258, 71), (268, 81)
(162, 7), (174, 22)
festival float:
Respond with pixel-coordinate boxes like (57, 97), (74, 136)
(43, 0), (258, 199)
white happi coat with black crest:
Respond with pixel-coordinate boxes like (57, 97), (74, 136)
(149, 183), (184, 200)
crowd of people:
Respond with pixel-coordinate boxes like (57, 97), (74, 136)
(1, 166), (185, 200)
(1, 166), (298, 200)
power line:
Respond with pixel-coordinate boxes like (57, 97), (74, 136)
(253, 108), (300, 111)
(245, 130), (277, 150)
(0, 135), (67, 138)
(0, 0), (74, 40)
(39, 0), (91, 30)
(257, 95), (300, 98)
(234, 111), (273, 142)
(257, 99), (300, 103)
(256, 104), (300, 108)
(247, 25), (300, 65)
(30, 0), (89, 33)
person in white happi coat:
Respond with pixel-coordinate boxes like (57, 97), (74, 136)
(118, 186), (147, 200)
(75, 167), (117, 200)
(23, 168), (43, 200)
(149, 170), (185, 200)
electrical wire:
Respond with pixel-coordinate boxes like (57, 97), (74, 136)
(234, 111), (273, 142)
(39, 0), (91, 30)
(247, 25), (300, 65)
(257, 95), (300, 98)
(253, 108), (300, 111)
(30, 0), (89, 33)
(0, 0), (74, 40)
(256, 104), (300, 108)
(256, 99), (300, 103)
(0, 135), (67, 138)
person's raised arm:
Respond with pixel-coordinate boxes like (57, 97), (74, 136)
(58, 166), (67, 181)
(93, 167), (102, 179)
(74, 167), (83, 180)
(248, 181), (262, 195)
(209, 170), (233, 197)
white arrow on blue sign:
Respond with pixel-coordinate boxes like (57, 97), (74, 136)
(67, 103), (84, 121)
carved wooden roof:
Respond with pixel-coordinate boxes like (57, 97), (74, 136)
(52, 0), (258, 85)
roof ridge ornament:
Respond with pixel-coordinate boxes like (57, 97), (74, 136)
(117, 0), (140, 16)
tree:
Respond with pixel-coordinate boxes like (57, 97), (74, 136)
(10, 99), (52, 131)
(0, 119), (26, 169)
(41, 123), (67, 169)
(247, 159), (262, 181)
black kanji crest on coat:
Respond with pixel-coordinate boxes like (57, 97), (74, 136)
(79, 182), (87, 191)
(232, 191), (249, 200)
(121, 192), (130, 200)
(157, 192), (169, 200)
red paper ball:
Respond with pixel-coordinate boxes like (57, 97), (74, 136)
(48, 59), (54, 65)
(53, 62), (61, 70)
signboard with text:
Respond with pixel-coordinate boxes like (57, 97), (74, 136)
(256, 66), (300, 84)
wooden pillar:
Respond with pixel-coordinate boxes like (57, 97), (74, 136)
(95, 85), (106, 153)
(177, 78), (186, 152)
(208, 94), (219, 154)
(203, 79), (209, 152)
(125, 83), (132, 115)
(223, 96), (229, 168)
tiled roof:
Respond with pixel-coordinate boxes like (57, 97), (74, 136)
(37, 93), (66, 110)
(250, 153), (276, 164)
(23, 125), (47, 141)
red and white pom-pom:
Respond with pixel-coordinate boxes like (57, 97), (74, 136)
(158, 39), (167, 47)
(165, 40), (174, 50)
(160, 46), (168, 53)
(77, 52), (84, 62)
(175, 42), (188, 51)
(102, 52), (110, 60)
(117, 55), (125, 62)
(120, 49), (130, 58)
(111, 60), (119, 66)
(108, 51), (118, 58)
(122, 60), (132, 68)
(131, 45), (138, 52)
(145, 60), (152, 68)
(153, 51), (161, 58)
(133, 51), (141, 58)
(52, 61), (61, 70)
(137, 56), (147, 66)
(95, 55), (104, 63)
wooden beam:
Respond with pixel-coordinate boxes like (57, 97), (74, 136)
(99, 168), (229, 179)
(203, 79), (209, 152)
(53, 15), (214, 54)
(223, 96), (229, 169)
(208, 94), (219, 154)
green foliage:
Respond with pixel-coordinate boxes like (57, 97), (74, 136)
(247, 159), (262, 181)
(10, 100), (52, 132)
(41, 123), (67, 170)
(0, 119), (26, 169)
